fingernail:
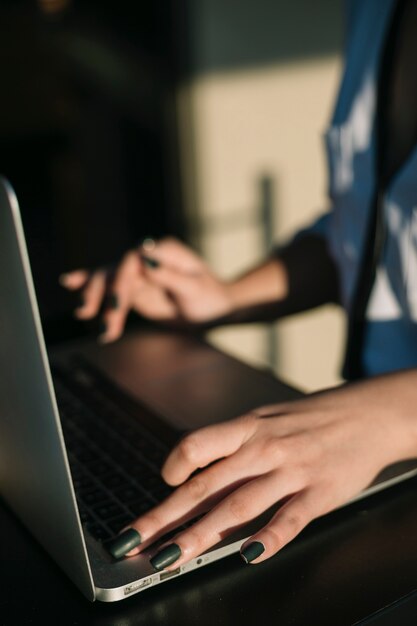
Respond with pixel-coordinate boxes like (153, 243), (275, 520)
(107, 528), (142, 559)
(78, 294), (85, 308)
(150, 543), (182, 571)
(240, 541), (265, 564)
(141, 255), (160, 269)
(99, 320), (107, 335)
(107, 293), (119, 309)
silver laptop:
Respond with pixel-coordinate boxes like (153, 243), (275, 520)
(1, 176), (417, 603)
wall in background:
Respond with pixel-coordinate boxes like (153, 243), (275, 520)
(176, 0), (346, 392)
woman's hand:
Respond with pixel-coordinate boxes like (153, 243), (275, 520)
(59, 237), (236, 343)
(107, 369), (417, 568)
(60, 236), (289, 343)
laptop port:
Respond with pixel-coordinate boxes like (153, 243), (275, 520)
(124, 577), (152, 595)
(159, 567), (181, 581)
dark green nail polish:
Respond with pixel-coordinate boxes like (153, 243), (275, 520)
(240, 541), (265, 564)
(107, 293), (119, 309)
(141, 255), (160, 269)
(78, 294), (85, 307)
(150, 543), (182, 571)
(99, 320), (107, 334)
(107, 528), (142, 559)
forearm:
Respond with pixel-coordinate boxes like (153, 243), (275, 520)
(226, 256), (289, 312)
(338, 368), (417, 464)
(209, 233), (341, 327)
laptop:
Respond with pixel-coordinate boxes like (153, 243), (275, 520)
(1, 176), (417, 603)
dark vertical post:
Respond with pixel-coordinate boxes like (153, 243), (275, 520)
(259, 173), (279, 371)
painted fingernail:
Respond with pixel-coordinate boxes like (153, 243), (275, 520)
(107, 293), (119, 309)
(99, 320), (107, 334)
(150, 543), (182, 571)
(141, 255), (160, 269)
(78, 293), (85, 308)
(240, 541), (265, 564)
(107, 528), (142, 559)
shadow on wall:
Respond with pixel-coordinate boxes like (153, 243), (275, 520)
(182, 0), (344, 77)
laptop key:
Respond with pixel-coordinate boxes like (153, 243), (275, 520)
(115, 484), (146, 503)
(128, 498), (154, 517)
(106, 515), (135, 534)
(93, 502), (126, 520)
(54, 371), (176, 537)
(86, 523), (112, 542)
(79, 488), (109, 506)
(104, 473), (126, 490)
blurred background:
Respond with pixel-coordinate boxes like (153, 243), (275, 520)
(0, 0), (345, 393)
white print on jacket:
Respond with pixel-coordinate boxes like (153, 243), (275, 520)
(367, 200), (417, 321)
(329, 74), (375, 195)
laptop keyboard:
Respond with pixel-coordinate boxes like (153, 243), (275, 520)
(53, 368), (174, 544)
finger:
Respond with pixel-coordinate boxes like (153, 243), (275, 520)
(107, 416), (260, 559)
(146, 470), (301, 572)
(112, 456), (250, 558)
(162, 413), (258, 486)
(240, 488), (320, 564)
(100, 251), (141, 342)
(130, 283), (179, 321)
(75, 270), (107, 319)
(59, 270), (90, 290)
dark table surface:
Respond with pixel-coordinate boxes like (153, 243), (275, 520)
(2, 473), (417, 626)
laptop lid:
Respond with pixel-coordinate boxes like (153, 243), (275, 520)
(0, 176), (96, 601)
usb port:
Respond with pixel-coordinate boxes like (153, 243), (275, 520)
(159, 567), (181, 581)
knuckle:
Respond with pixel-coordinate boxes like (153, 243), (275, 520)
(228, 496), (251, 523)
(282, 512), (303, 535)
(183, 528), (206, 553)
(143, 510), (164, 530)
(177, 434), (202, 465)
(259, 436), (287, 462)
(263, 526), (281, 548)
(279, 505), (309, 539)
(185, 476), (209, 501)
(237, 411), (259, 434)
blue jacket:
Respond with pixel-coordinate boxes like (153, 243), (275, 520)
(304, 0), (417, 376)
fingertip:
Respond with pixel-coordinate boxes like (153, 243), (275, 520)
(59, 270), (89, 289)
(100, 310), (126, 344)
(160, 453), (191, 487)
(240, 541), (266, 565)
(98, 331), (120, 345)
(106, 527), (142, 560)
(74, 307), (92, 320)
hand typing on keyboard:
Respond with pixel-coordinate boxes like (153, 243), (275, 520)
(59, 237), (241, 343)
(106, 370), (417, 568)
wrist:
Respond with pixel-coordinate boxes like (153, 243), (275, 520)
(225, 258), (288, 313)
